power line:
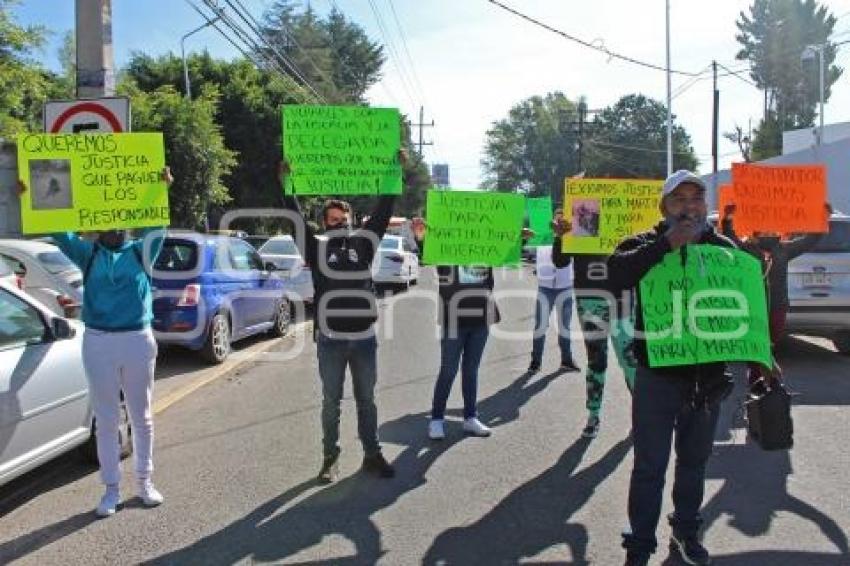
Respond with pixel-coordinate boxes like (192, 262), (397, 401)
(385, 0), (430, 107)
(366, 0), (421, 110)
(227, 0), (340, 99)
(716, 62), (759, 88)
(209, 0), (326, 102)
(586, 138), (703, 157)
(485, 0), (702, 77)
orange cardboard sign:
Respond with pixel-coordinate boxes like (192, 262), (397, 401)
(731, 163), (828, 236)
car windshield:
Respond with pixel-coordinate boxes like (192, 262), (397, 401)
(154, 241), (198, 271)
(380, 238), (400, 250)
(812, 221), (850, 253)
(36, 250), (78, 274)
(260, 238), (298, 255)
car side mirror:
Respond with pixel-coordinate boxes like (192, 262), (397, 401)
(52, 317), (76, 340)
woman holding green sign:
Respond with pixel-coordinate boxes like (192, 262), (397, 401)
(412, 218), (532, 440)
(18, 169), (170, 519)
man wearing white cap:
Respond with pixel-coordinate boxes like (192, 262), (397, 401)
(608, 170), (745, 566)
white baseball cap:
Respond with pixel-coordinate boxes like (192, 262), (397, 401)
(662, 170), (706, 197)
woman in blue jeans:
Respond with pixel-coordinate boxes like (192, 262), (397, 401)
(413, 218), (528, 440)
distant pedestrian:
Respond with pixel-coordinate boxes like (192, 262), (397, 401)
(528, 207), (579, 374)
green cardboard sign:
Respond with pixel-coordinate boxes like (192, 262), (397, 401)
(423, 190), (525, 266)
(17, 133), (169, 234)
(282, 105), (402, 195)
(639, 245), (772, 368)
(526, 196), (554, 246)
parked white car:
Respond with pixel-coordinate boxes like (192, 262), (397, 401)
(372, 235), (420, 286)
(0, 281), (130, 487)
(0, 239), (83, 318)
(258, 235), (314, 303)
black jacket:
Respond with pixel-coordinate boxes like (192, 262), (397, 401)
(552, 236), (630, 316)
(607, 222), (736, 377)
(284, 195), (395, 334)
(721, 218), (822, 310)
(415, 237), (498, 329)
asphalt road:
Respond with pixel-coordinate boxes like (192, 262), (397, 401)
(1, 266), (848, 565)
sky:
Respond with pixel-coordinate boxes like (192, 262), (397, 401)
(14, 0), (850, 189)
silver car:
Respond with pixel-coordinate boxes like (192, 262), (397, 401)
(372, 235), (420, 286)
(0, 239), (83, 318)
(787, 214), (850, 353)
(258, 235), (315, 304)
(0, 281), (129, 487)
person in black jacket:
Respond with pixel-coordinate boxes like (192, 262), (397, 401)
(281, 153), (406, 484)
(722, 204), (829, 340)
(607, 170), (763, 566)
(549, 218), (638, 439)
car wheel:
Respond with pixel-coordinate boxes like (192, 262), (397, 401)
(80, 398), (132, 464)
(833, 331), (850, 355)
(202, 312), (231, 364)
(270, 299), (292, 337)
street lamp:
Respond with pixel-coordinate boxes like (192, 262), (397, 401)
(181, 16), (220, 98)
(801, 44), (824, 146)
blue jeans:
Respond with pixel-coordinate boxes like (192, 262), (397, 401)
(624, 365), (721, 556)
(316, 333), (380, 460)
(531, 286), (574, 366)
(432, 324), (490, 420)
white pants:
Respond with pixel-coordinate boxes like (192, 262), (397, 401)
(83, 328), (157, 486)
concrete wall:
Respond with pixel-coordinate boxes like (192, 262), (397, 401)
(783, 122), (850, 154)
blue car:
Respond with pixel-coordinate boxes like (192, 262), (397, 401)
(151, 233), (293, 363)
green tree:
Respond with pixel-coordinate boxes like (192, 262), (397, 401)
(736, 0), (842, 159)
(121, 82), (236, 229)
(0, 0), (54, 136)
(259, 2), (384, 104)
(481, 92), (579, 198)
(585, 94), (698, 178)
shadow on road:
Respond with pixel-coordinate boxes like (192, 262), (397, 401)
(693, 343), (850, 565)
(423, 436), (632, 566)
(145, 369), (563, 564)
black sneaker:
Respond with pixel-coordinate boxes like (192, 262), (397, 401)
(624, 552), (649, 566)
(527, 360), (541, 374)
(317, 457), (339, 484)
(560, 358), (580, 372)
(670, 533), (711, 565)
(581, 416), (601, 438)
(362, 453), (395, 478)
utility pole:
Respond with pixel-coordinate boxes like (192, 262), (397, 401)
(75, 0), (115, 97)
(411, 106), (434, 156)
(712, 60), (719, 209)
(665, 0), (673, 176)
(577, 101), (587, 173)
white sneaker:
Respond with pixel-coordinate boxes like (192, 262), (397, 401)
(95, 485), (120, 518)
(463, 417), (492, 437)
(137, 480), (164, 507)
(428, 419), (445, 440)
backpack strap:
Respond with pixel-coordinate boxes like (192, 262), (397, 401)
(83, 242), (151, 284)
(83, 242), (101, 285)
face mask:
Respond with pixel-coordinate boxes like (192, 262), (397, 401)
(98, 230), (126, 250)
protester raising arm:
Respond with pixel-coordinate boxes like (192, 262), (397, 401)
(279, 160), (319, 269)
(783, 203), (833, 260)
(550, 217), (573, 269)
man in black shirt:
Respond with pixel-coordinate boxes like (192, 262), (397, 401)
(282, 156), (404, 484)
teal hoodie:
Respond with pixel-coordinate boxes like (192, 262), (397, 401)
(53, 228), (165, 331)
